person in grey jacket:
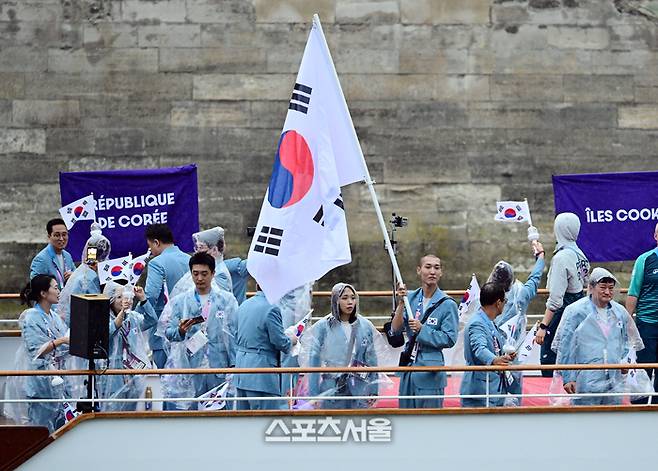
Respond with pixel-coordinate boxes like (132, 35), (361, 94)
(535, 212), (590, 377)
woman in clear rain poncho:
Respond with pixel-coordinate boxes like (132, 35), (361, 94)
(279, 283), (313, 396)
(490, 241), (545, 404)
(553, 267), (650, 405)
(7, 275), (73, 432)
(161, 253), (239, 410)
(57, 222), (111, 325)
(299, 283), (393, 409)
(98, 281), (158, 411)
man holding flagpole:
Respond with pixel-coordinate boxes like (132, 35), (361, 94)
(390, 255), (459, 408)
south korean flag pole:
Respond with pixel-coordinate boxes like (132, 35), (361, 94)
(311, 14), (414, 321)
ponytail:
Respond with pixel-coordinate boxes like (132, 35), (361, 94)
(20, 275), (55, 305)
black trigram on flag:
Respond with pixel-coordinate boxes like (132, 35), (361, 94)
(254, 226), (284, 256)
(289, 82), (312, 114)
(313, 196), (344, 226)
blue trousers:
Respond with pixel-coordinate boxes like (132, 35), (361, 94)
(235, 388), (288, 410)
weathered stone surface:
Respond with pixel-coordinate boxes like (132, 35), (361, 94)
(193, 74), (294, 100)
(84, 23), (138, 48)
(0, 73), (24, 99)
(138, 24), (200, 48)
(170, 101), (250, 127)
(618, 105), (658, 129)
(547, 26), (609, 49)
(0, 47), (47, 72)
(0, 128), (45, 154)
(491, 74), (563, 101)
(0, 100), (11, 125)
(401, 0), (491, 25)
(563, 74), (633, 102)
(253, 0), (335, 23)
(48, 49), (158, 73)
(336, 1), (400, 24)
(186, 0), (255, 24)
(159, 47), (267, 73)
(122, 0), (187, 23)
(79, 100), (171, 128)
(12, 99), (80, 127)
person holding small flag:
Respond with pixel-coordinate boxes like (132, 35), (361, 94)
(534, 213), (590, 377)
(99, 281), (157, 411)
(161, 252), (238, 410)
(29, 218), (75, 290)
(390, 254), (459, 408)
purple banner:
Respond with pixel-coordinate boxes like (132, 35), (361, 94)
(553, 171), (658, 262)
(60, 165), (199, 261)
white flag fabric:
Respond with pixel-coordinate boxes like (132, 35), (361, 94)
(59, 194), (96, 230)
(97, 254), (132, 284)
(458, 274), (480, 320)
(494, 200), (531, 223)
(499, 313), (521, 341)
(126, 251), (149, 284)
(247, 16), (367, 303)
(517, 323), (541, 365)
(199, 380), (230, 411)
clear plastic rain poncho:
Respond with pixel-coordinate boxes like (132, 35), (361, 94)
(552, 296), (651, 405)
(56, 223), (110, 325)
(192, 226), (233, 293)
(97, 282), (156, 411)
(278, 283), (313, 396)
(5, 306), (81, 432)
(159, 287), (238, 410)
(298, 283), (395, 409)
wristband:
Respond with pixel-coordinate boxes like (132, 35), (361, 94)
(539, 323), (548, 330)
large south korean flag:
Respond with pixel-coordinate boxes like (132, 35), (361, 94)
(247, 15), (367, 304)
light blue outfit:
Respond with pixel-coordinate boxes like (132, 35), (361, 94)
(555, 297), (638, 405)
(56, 264), (101, 326)
(493, 257), (545, 397)
(30, 245), (76, 290)
(278, 284), (312, 396)
(461, 308), (508, 408)
(396, 287), (459, 409)
(145, 245), (190, 368)
(225, 257), (248, 304)
(234, 292), (292, 410)
(162, 287), (238, 410)
(20, 305), (71, 432)
(100, 299), (158, 412)
(214, 257), (233, 293)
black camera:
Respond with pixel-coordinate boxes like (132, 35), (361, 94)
(246, 226), (256, 237)
(390, 213), (408, 228)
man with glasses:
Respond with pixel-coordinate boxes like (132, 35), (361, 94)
(554, 267), (644, 405)
(30, 218), (75, 289)
(390, 254), (459, 408)
(460, 282), (516, 408)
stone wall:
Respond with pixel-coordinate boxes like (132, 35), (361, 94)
(1, 0), (657, 296)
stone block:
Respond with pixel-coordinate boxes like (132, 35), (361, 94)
(0, 154), (68, 183)
(253, 0), (335, 23)
(563, 74), (633, 102)
(170, 101), (250, 127)
(400, 47), (468, 74)
(0, 47), (47, 72)
(122, 0), (187, 23)
(619, 105), (658, 129)
(12, 99), (80, 127)
(589, 50), (658, 75)
(1, 2), (61, 21)
(0, 100), (10, 125)
(45, 128), (95, 155)
(468, 48), (590, 74)
(0, 72), (25, 99)
(350, 100), (468, 130)
(336, 1), (400, 24)
(491, 4), (529, 24)
(193, 74), (294, 101)
(93, 129), (146, 156)
(48, 49), (158, 73)
(608, 24), (658, 51)
(138, 24), (200, 47)
(186, 0), (255, 24)
(490, 74), (563, 101)
(0, 128), (45, 154)
(159, 47), (267, 73)
(249, 100), (288, 129)
(84, 23), (138, 48)
(70, 155), (160, 172)
(489, 24), (549, 51)
(80, 100), (171, 128)
(335, 48), (399, 74)
(547, 26), (609, 50)
(401, 0), (490, 25)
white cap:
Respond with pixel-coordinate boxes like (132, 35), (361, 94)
(589, 267), (618, 285)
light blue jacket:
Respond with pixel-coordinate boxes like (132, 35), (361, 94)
(225, 257), (248, 304)
(494, 257), (545, 335)
(145, 245), (190, 350)
(461, 309), (508, 407)
(30, 245), (75, 289)
(214, 258), (233, 294)
(556, 297), (629, 392)
(396, 287), (459, 390)
(234, 292), (292, 395)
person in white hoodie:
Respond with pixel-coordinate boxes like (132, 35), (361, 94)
(535, 212), (590, 377)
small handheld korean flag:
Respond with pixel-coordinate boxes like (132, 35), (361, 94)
(97, 254), (132, 284)
(126, 251), (149, 284)
(285, 309), (313, 357)
(247, 15), (368, 303)
(59, 194), (96, 230)
(494, 201), (531, 223)
(458, 274), (480, 320)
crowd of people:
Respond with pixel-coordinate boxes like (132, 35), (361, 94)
(6, 212), (657, 431)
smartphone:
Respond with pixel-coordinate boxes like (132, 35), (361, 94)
(85, 247), (98, 265)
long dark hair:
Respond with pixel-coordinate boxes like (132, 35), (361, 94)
(20, 274), (56, 305)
